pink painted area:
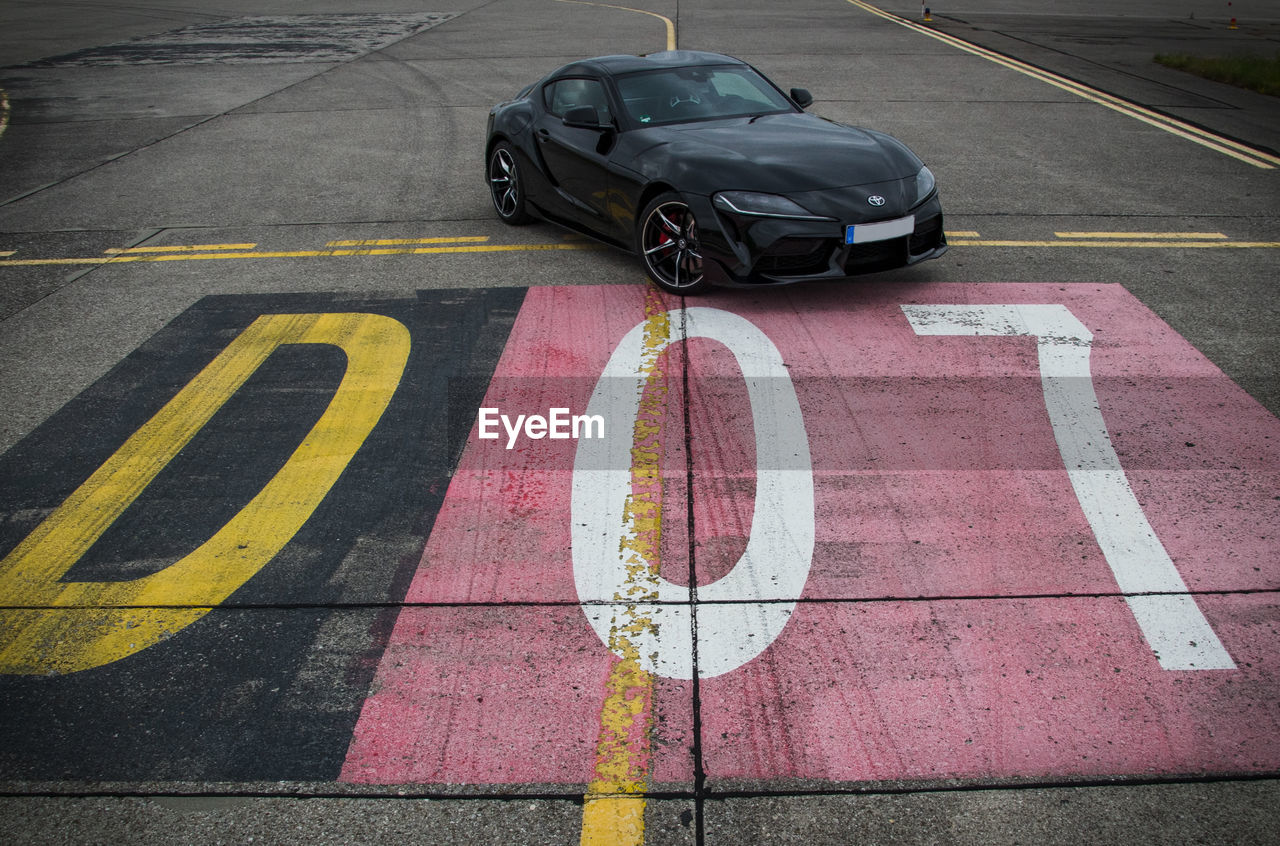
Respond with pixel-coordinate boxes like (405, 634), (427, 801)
(691, 282), (1280, 598)
(342, 285), (694, 786)
(340, 606), (693, 785)
(701, 594), (1280, 783)
(344, 282), (1280, 785)
(406, 285), (679, 604)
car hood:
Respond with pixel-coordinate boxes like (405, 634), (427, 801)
(627, 112), (921, 194)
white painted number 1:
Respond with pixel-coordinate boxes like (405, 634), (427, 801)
(903, 304), (1233, 670)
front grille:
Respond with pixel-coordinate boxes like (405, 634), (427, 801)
(843, 238), (907, 273)
(909, 216), (944, 255)
(756, 238), (832, 276)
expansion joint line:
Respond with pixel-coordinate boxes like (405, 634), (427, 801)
(680, 300), (706, 844)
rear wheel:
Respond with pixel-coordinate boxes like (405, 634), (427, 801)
(638, 193), (709, 294)
(487, 142), (531, 224)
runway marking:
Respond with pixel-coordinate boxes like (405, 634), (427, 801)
(340, 283), (1278, 791)
(1054, 232), (1228, 240)
(552, 0), (677, 51)
(579, 287), (667, 846)
(325, 236), (490, 247)
(0, 242), (600, 266)
(0, 313), (409, 674)
(844, 0), (1280, 169)
(105, 243), (258, 254)
(574, 307), (815, 679)
(904, 303), (1234, 670)
(1, 232), (1274, 269)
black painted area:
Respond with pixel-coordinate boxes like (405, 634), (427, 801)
(9, 14), (454, 68)
(0, 287), (525, 781)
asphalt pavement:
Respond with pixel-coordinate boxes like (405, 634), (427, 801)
(1, 1), (1277, 844)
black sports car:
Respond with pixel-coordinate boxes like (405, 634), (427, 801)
(485, 50), (946, 293)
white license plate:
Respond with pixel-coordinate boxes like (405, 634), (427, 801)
(845, 215), (915, 245)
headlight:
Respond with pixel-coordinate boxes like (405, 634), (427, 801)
(713, 191), (834, 221)
(913, 165), (936, 206)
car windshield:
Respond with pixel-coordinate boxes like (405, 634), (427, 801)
(615, 65), (794, 127)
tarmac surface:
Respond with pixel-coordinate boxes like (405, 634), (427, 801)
(1, 1), (1278, 844)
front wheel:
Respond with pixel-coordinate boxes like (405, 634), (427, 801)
(487, 142), (531, 224)
(638, 193), (709, 294)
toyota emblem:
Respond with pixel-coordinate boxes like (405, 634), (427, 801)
(868, 195), (886, 206)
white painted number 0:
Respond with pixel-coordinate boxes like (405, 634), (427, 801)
(571, 308), (815, 679)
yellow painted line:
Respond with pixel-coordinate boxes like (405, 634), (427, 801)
(1054, 231), (1227, 240)
(844, 0), (1280, 169)
(2, 237), (1276, 268)
(0, 250), (13, 257)
(0, 242), (600, 267)
(325, 236), (490, 247)
(553, 0), (676, 51)
(0, 313), (409, 674)
(949, 239), (1280, 248)
(945, 230), (981, 238)
(105, 243), (258, 254)
(580, 286), (669, 846)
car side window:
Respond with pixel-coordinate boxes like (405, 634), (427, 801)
(544, 78), (612, 125)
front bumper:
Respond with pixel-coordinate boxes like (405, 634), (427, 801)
(690, 189), (947, 287)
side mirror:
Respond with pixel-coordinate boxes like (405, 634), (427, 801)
(563, 106), (605, 129)
(790, 88), (814, 109)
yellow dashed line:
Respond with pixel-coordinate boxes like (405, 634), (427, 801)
(0, 242), (600, 266)
(1053, 231), (1227, 240)
(0, 232), (1274, 269)
(105, 243), (258, 254)
(580, 286), (670, 846)
(325, 236), (490, 247)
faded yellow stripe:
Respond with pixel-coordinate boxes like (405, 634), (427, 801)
(1053, 231), (1227, 240)
(581, 286), (671, 846)
(325, 236), (490, 247)
(553, 0), (676, 51)
(945, 230), (981, 238)
(105, 243), (257, 254)
(0, 242), (600, 266)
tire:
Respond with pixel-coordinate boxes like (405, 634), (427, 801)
(638, 192), (709, 294)
(487, 141), (531, 224)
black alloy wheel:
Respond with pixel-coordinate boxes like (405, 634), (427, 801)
(639, 193), (707, 294)
(488, 143), (530, 224)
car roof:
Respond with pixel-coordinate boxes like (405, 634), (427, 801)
(549, 50), (746, 79)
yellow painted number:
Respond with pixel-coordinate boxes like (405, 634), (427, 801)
(0, 313), (410, 674)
